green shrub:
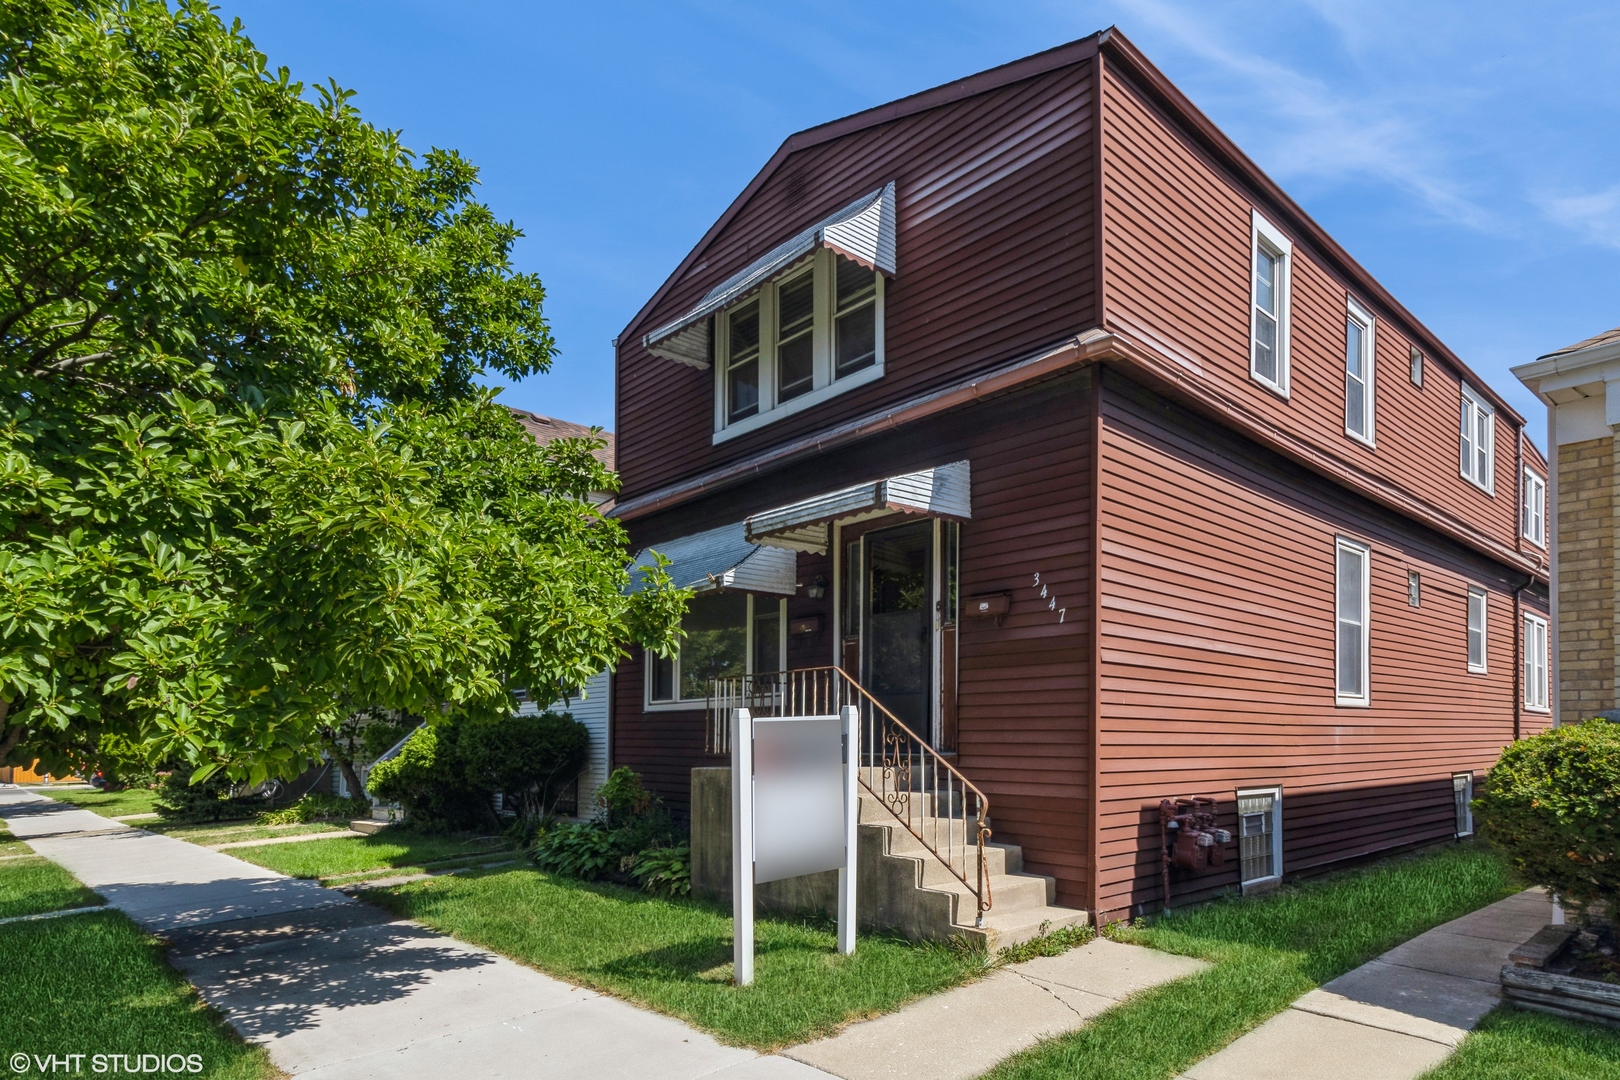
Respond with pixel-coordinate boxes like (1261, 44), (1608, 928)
(365, 725), (490, 830)
(1475, 720), (1620, 914)
(627, 842), (691, 898)
(532, 820), (631, 880)
(457, 711), (589, 820)
(153, 769), (259, 822)
(596, 766), (653, 823)
(259, 794), (371, 825)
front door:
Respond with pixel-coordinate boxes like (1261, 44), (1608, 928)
(862, 521), (934, 736)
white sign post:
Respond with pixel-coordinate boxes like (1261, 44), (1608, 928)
(732, 704), (858, 986)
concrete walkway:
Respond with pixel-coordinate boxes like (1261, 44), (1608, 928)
(786, 938), (1207, 1080)
(1179, 887), (1553, 1080)
(0, 786), (827, 1080)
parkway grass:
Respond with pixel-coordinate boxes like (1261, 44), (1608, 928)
(984, 843), (1518, 1080)
(0, 856), (104, 920)
(228, 829), (510, 880)
(0, 911), (274, 1080)
(36, 787), (162, 819)
(0, 820), (29, 858)
(1420, 1004), (1620, 1080)
(367, 866), (987, 1050)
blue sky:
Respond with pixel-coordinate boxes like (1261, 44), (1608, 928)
(220, 1), (1620, 446)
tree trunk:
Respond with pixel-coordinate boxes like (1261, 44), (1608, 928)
(337, 758), (365, 802)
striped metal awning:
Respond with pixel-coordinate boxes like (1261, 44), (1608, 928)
(642, 182), (897, 368)
(744, 461), (971, 555)
(627, 521), (798, 596)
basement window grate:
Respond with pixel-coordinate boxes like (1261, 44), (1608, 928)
(1453, 773), (1473, 836)
(1238, 790), (1279, 884)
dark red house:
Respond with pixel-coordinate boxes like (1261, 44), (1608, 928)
(607, 29), (1551, 925)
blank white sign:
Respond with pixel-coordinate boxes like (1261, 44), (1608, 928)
(752, 715), (845, 885)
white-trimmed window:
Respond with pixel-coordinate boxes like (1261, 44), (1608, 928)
(1522, 468), (1547, 547)
(1459, 387), (1495, 492)
(1237, 787), (1282, 888)
(1335, 538), (1370, 706)
(1453, 773), (1474, 836)
(1466, 587), (1488, 673)
(1250, 212), (1292, 396)
(1344, 298), (1375, 444)
(1524, 612), (1549, 711)
(647, 592), (788, 707)
(715, 248), (884, 439)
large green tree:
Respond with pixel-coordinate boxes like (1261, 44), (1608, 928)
(0, 0), (681, 783)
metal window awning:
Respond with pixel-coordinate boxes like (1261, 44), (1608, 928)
(643, 182), (898, 368)
(745, 461), (971, 555)
(627, 521), (798, 596)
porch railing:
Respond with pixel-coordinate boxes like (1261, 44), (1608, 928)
(707, 667), (992, 927)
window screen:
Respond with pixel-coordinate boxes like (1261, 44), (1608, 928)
(1238, 791), (1277, 883)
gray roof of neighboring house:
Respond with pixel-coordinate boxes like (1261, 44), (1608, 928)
(1538, 326), (1620, 361)
(507, 407), (616, 470)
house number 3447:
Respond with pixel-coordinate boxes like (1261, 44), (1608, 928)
(1032, 572), (1065, 623)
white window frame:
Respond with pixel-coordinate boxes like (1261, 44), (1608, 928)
(1250, 211), (1292, 398)
(1466, 586), (1488, 674)
(644, 593), (788, 711)
(1236, 786), (1283, 891)
(712, 247), (885, 444)
(1523, 612), (1550, 712)
(1459, 386), (1495, 493)
(1344, 297), (1375, 446)
(1521, 468), (1547, 548)
(1335, 537), (1371, 707)
(1452, 773), (1474, 837)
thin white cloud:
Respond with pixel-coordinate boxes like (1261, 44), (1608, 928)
(1111, 0), (1497, 229)
(1538, 186), (1620, 250)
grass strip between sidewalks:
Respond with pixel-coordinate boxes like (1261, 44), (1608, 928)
(0, 908), (274, 1080)
(0, 856), (104, 920)
(32, 787), (162, 819)
(367, 865), (988, 1050)
(228, 828), (510, 881)
(984, 843), (1518, 1080)
(0, 820), (29, 858)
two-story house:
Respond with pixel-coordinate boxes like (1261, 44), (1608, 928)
(609, 29), (1551, 929)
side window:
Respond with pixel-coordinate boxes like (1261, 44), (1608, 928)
(1344, 299), (1375, 444)
(1521, 468), (1546, 547)
(1459, 387), (1495, 492)
(1523, 613), (1549, 711)
(1466, 587), (1488, 674)
(648, 593), (786, 705)
(1335, 538), (1370, 706)
(1250, 212), (1292, 396)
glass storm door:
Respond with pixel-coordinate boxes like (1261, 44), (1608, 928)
(863, 521), (934, 736)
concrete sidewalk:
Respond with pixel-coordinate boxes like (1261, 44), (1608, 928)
(1179, 887), (1553, 1080)
(0, 786), (829, 1080)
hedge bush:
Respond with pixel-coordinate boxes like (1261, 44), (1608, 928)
(1475, 719), (1620, 913)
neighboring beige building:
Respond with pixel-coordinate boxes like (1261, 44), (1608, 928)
(1514, 327), (1620, 723)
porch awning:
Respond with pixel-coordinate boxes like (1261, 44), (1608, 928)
(744, 460), (971, 555)
(627, 521), (798, 596)
(642, 182), (898, 368)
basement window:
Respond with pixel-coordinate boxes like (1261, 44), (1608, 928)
(1237, 787), (1282, 889)
(1408, 570), (1421, 608)
(1453, 773), (1474, 837)
(1466, 587), (1488, 674)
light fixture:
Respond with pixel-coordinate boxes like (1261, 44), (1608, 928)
(806, 575), (827, 600)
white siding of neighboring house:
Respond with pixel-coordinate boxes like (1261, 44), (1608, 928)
(522, 669), (612, 821)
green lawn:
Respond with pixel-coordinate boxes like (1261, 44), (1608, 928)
(35, 787), (163, 819)
(148, 820), (347, 846)
(228, 829), (510, 881)
(1422, 1005), (1620, 1079)
(367, 866), (988, 1049)
(0, 856), (104, 920)
(0, 910), (274, 1079)
(0, 820), (29, 857)
(985, 843), (1518, 1080)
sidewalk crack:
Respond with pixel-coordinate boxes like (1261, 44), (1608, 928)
(1011, 969), (1088, 1020)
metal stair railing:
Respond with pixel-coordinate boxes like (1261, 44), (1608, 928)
(708, 667), (992, 927)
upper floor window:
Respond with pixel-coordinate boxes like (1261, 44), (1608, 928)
(1250, 212), (1293, 396)
(1344, 299), (1375, 445)
(1459, 387), (1495, 492)
(715, 248), (885, 439)
(1521, 468), (1546, 547)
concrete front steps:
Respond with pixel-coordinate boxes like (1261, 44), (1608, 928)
(854, 790), (1088, 951)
